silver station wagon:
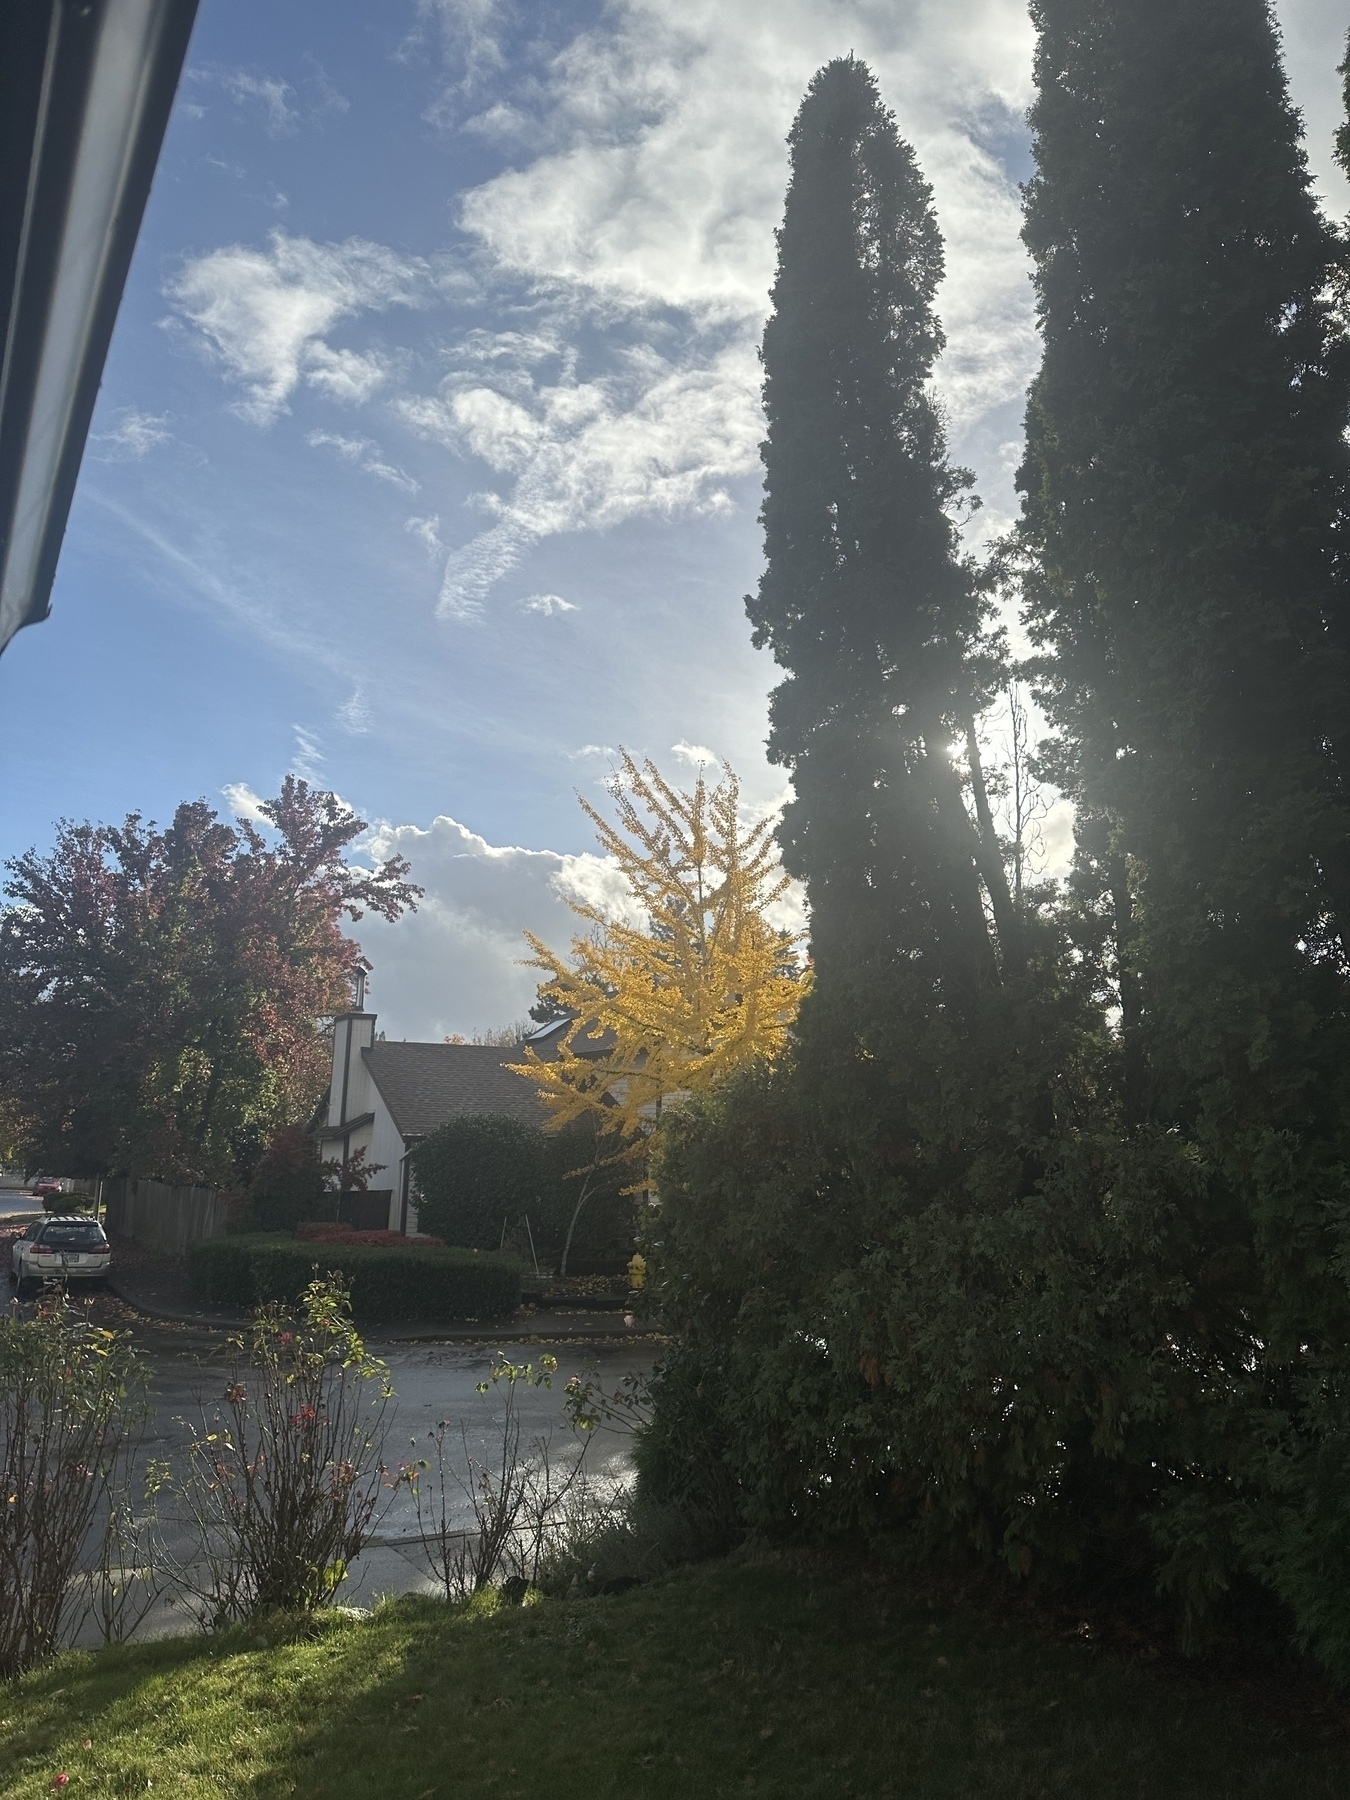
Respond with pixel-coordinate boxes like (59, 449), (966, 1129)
(9, 1215), (111, 1294)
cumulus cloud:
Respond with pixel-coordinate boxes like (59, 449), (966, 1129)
(353, 813), (633, 1038)
(308, 429), (419, 492)
(95, 408), (171, 458)
(671, 739), (718, 767)
(521, 592), (576, 615)
(166, 231), (427, 424)
(354, 805), (804, 1037)
(221, 781), (271, 825)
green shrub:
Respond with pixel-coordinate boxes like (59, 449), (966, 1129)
(188, 1234), (520, 1320)
(409, 1114), (542, 1249)
(187, 1235), (268, 1308)
(247, 1125), (327, 1233)
(410, 1111), (635, 1267)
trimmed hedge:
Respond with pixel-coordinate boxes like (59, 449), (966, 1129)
(188, 1233), (520, 1320)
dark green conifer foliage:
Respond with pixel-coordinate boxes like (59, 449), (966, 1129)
(749, 57), (1012, 1009)
(1020, 0), (1350, 1150)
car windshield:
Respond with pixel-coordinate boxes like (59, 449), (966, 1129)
(39, 1224), (107, 1249)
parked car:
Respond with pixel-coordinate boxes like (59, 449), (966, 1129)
(9, 1215), (111, 1294)
(31, 1175), (64, 1206)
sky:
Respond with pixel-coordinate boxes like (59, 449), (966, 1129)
(1, 0), (1347, 1040)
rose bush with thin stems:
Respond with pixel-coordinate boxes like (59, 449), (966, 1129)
(0, 1291), (148, 1675)
(406, 1356), (596, 1601)
(168, 1273), (392, 1624)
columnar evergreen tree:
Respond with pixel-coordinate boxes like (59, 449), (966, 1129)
(749, 57), (1014, 1010)
(1014, 0), (1350, 1667)
(1020, 0), (1350, 1136)
(646, 27), (1350, 1679)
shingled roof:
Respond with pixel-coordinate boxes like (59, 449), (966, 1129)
(362, 1043), (547, 1139)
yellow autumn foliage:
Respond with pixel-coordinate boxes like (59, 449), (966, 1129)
(508, 752), (807, 1149)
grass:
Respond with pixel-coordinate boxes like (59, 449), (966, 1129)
(0, 1555), (1345, 1800)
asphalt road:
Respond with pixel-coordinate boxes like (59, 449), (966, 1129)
(1, 1192), (656, 1639)
(80, 1330), (655, 1644)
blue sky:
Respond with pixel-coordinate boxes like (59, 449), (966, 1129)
(1, 0), (1346, 1039)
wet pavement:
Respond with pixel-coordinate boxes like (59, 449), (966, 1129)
(73, 1325), (655, 1644)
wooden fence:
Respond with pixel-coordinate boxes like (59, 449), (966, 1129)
(104, 1178), (238, 1257)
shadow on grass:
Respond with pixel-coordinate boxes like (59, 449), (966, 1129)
(2, 1560), (1347, 1800)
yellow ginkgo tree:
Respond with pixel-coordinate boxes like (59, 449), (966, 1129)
(509, 751), (807, 1168)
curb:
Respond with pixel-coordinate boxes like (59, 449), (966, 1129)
(107, 1279), (659, 1345)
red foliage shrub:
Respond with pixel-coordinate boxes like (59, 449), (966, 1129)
(294, 1222), (445, 1249)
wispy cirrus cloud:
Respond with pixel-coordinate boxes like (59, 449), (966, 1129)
(187, 63), (350, 136)
(401, 331), (761, 619)
(405, 514), (443, 556)
(165, 231), (427, 424)
(308, 429), (419, 492)
(291, 725), (325, 781)
(94, 408), (172, 458)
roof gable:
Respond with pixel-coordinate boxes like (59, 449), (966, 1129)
(362, 1042), (547, 1139)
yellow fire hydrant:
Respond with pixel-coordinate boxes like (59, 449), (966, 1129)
(626, 1251), (648, 1293)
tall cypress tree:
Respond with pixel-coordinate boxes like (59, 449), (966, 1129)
(1020, 0), (1350, 1149)
(1020, 0), (1350, 1667)
(749, 57), (1015, 1025)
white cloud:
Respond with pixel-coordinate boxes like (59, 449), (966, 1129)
(385, 0), (1040, 616)
(337, 688), (373, 734)
(303, 343), (391, 406)
(308, 429), (419, 492)
(409, 0), (509, 119)
(221, 781), (271, 825)
(95, 408), (171, 458)
(521, 592), (576, 615)
(355, 805), (803, 1038)
(402, 333), (761, 617)
(291, 726), (325, 781)
(353, 812), (605, 1037)
(671, 739), (718, 767)
(568, 744), (616, 761)
(219, 70), (299, 135)
(405, 514), (443, 556)
(166, 231), (427, 424)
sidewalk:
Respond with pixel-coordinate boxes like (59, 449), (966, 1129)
(106, 1243), (659, 1344)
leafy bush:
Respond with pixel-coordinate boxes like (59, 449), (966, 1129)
(410, 1111), (635, 1267)
(0, 1296), (148, 1674)
(409, 1114), (542, 1249)
(189, 1233), (520, 1320)
(248, 1125), (326, 1233)
(170, 1276), (391, 1621)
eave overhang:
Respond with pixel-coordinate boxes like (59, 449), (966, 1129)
(0, 0), (199, 655)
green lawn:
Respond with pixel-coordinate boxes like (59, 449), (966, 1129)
(0, 1557), (1342, 1799)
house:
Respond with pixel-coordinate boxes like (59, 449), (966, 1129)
(313, 1002), (600, 1232)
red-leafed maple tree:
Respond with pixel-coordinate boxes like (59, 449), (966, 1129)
(0, 778), (419, 1185)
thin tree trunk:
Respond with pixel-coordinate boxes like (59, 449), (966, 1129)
(1109, 854), (1147, 1126)
(963, 717), (1023, 974)
(915, 714), (1001, 988)
(558, 1169), (596, 1278)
